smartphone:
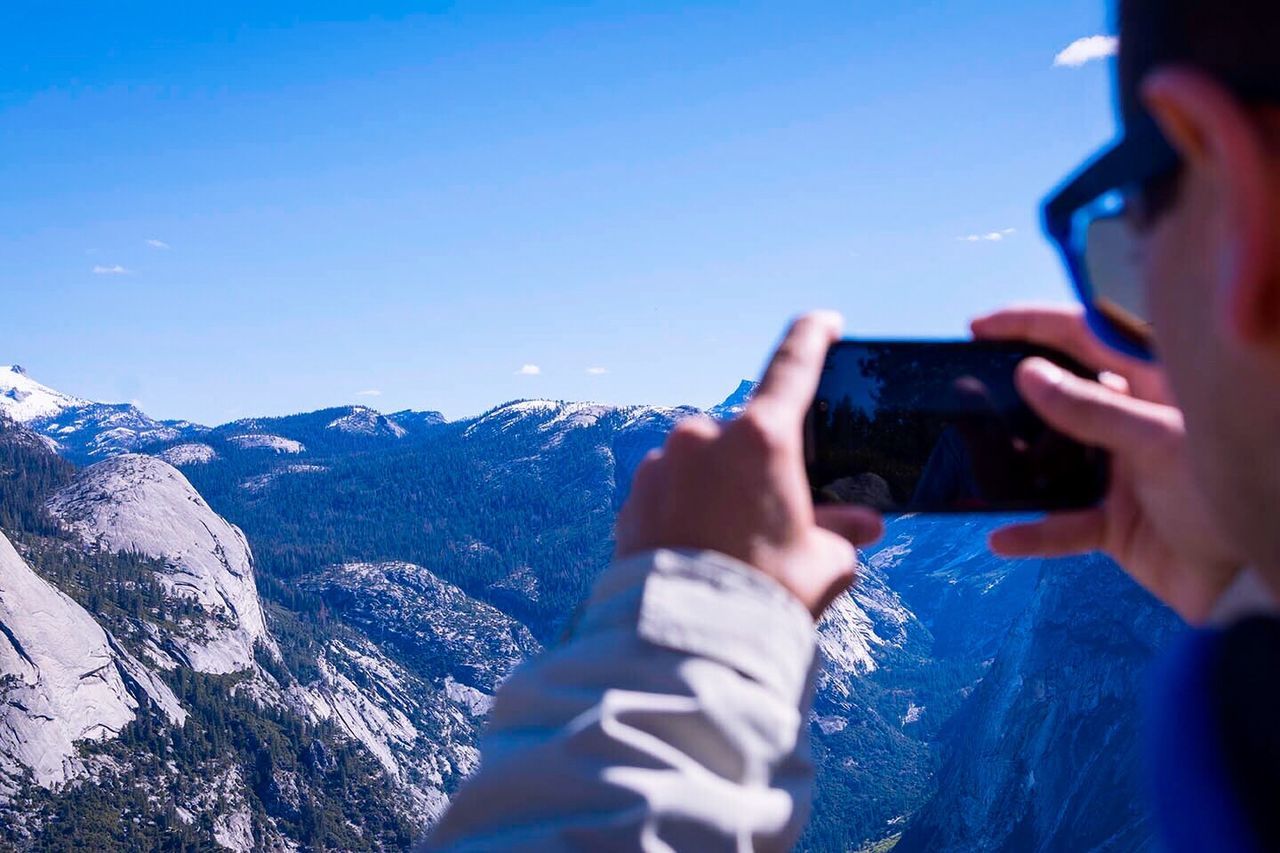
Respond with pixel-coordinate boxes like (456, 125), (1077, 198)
(805, 340), (1110, 513)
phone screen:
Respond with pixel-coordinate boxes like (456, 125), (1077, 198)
(805, 341), (1109, 513)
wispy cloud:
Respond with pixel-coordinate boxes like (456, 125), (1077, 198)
(93, 264), (130, 275)
(960, 228), (1016, 243)
(356, 389), (383, 398)
(585, 367), (608, 375)
(1054, 35), (1118, 68)
(145, 238), (171, 250)
(516, 364), (542, 376)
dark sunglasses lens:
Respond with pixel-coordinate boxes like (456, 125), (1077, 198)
(1070, 191), (1155, 358)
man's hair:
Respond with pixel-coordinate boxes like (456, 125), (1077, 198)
(1118, 0), (1280, 122)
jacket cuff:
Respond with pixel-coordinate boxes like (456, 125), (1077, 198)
(581, 549), (818, 707)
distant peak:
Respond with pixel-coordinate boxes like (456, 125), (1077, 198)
(717, 380), (758, 410)
(0, 364), (88, 423)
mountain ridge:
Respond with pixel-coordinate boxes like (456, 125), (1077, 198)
(0, 368), (1176, 852)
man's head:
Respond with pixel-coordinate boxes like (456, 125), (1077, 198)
(1116, 0), (1280, 575)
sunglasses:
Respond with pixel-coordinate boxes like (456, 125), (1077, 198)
(1041, 113), (1181, 361)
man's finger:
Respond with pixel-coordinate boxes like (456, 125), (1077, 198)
(972, 305), (1118, 371)
(750, 311), (842, 424)
(1017, 358), (1177, 457)
(972, 305), (1167, 401)
(989, 509), (1106, 558)
(815, 505), (885, 547)
(806, 531), (860, 618)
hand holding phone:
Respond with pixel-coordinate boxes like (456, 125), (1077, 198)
(974, 306), (1244, 624)
(617, 313), (884, 619)
(805, 340), (1110, 513)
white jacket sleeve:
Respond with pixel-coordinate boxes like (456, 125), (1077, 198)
(423, 549), (821, 853)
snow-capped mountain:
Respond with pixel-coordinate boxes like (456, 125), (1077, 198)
(388, 409), (447, 432)
(0, 365), (87, 422)
(0, 365), (205, 462)
(1, 367), (453, 470)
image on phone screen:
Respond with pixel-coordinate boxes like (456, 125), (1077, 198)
(805, 341), (1110, 513)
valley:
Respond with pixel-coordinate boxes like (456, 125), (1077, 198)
(0, 364), (1176, 852)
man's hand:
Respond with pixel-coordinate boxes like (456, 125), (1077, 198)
(974, 306), (1244, 625)
(615, 312), (884, 619)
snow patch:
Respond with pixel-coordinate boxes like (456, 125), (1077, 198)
(463, 400), (561, 437)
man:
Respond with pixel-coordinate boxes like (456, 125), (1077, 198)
(427, 0), (1280, 849)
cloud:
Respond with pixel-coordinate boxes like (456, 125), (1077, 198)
(356, 389), (383, 398)
(585, 367), (608, 375)
(960, 228), (1016, 243)
(1054, 35), (1118, 68)
(145, 238), (171, 250)
(516, 364), (542, 376)
(92, 264), (130, 275)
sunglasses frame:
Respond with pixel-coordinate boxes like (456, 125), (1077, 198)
(1041, 116), (1181, 361)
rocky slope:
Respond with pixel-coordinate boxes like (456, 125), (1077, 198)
(46, 454), (275, 674)
(303, 561), (540, 694)
(896, 554), (1179, 853)
(0, 530), (183, 797)
(288, 560), (543, 823)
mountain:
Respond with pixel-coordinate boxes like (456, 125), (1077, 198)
(0, 414), (529, 849)
(897, 554), (1177, 852)
(46, 454), (276, 675)
(0, 368), (1181, 851)
(0, 528), (183, 798)
(157, 392), (1067, 850)
(303, 561), (539, 693)
(0, 365), (205, 463)
(0, 365), (85, 422)
(388, 409), (448, 432)
(710, 378), (758, 418)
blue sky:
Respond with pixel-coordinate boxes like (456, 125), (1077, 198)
(2, 1), (1119, 424)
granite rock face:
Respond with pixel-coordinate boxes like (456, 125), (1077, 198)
(0, 530), (182, 796)
(47, 454), (275, 674)
(896, 554), (1180, 853)
(303, 561), (540, 694)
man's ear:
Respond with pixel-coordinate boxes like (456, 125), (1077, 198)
(1142, 68), (1280, 354)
